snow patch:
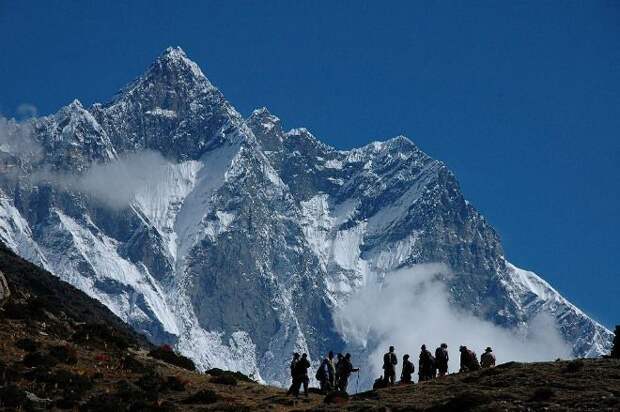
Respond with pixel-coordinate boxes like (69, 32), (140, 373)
(146, 108), (177, 119)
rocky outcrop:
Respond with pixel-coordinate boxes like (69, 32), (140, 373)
(0, 270), (9, 306)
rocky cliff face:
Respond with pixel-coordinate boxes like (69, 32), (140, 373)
(0, 47), (612, 386)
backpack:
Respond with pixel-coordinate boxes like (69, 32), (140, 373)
(315, 360), (327, 381)
(436, 348), (448, 364)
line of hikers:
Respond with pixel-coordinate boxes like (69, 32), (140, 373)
(378, 344), (497, 388)
(287, 351), (359, 397)
(287, 344), (496, 397)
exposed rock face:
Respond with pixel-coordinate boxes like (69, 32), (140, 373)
(0, 270), (9, 305)
(0, 47), (612, 386)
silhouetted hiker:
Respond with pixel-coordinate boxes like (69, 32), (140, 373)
(382, 346), (398, 385)
(418, 344), (435, 381)
(291, 353), (310, 397)
(400, 354), (415, 384)
(435, 343), (449, 376)
(612, 325), (620, 359)
(335, 353), (344, 385)
(337, 353), (359, 393)
(316, 351), (336, 393)
(287, 352), (300, 395)
(480, 347), (496, 368)
(459, 346), (481, 372)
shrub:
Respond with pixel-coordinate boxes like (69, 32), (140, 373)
(531, 387), (555, 402)
(49, 345), (78, 365)
(324, 390), (350, 405)
(182, 389), (219, 404)
(164, 376), (186, 392)
(81, 394), (128, 412)
(0, 385), (32, 409)
(0, 361), (19, 385)
(72, 323), (130, 350)
(211, 374), (237, 386)
(136, 372), (165, 393)
(23, 351), (58, 368)
(121, 355), (149, 373)
(429, 391), (492, 412)
(148, 346), (195, 371)
(564, 359), (584, 373)
(206, 368), (254, 383)
(15, 338), (39, 352)
(23, 368), (93, 400)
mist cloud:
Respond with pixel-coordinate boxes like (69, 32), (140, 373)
(334, 264), (572, 386)
(31, 150), (172, 209)
(0, 114), (42, 161)
(16, 104), (38, 119)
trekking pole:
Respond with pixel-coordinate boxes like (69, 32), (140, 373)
(355, 370), (360, 395)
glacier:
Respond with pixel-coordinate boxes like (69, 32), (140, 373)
(0, 46), (612, 386)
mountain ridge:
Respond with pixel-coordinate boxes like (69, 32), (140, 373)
(0, 47), (612, 387)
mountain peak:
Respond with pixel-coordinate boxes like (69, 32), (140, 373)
(248, 107), (280, 127)
(250, 106), (272, 117)
(111, 47), (213, 103)
(151, 46), (209, 85)
(162, 46), (187, 58)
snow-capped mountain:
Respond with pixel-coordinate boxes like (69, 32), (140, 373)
(0, 47), (612, 385)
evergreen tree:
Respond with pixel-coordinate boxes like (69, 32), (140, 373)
(612, 325), (620, 359)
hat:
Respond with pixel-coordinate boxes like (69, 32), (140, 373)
(421, 344), (426, 350)
(441, 343), (448, 349)
(459, 346), (467, 351)
(485, 347), (492, 352)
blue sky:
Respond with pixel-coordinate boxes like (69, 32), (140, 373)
(1, 1), (618, 328)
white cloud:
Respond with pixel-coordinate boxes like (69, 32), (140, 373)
(16, 104), (38, 119)
(30, 150), (172, 209)
(0, 114), (42, 160)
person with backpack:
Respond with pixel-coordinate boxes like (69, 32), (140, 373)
(480, 347), (496, 368)
(435, 343), (449, 376)
(286, 352), (300, 395)
(459, 345), (481, 372)
(291, 353), (310, 397)
(316, 351), (336, 393)
(418, 344), (435, 381)
(382, 346), (398, 386)
(400, 354), (415, 384)
(337, 353), (359, 393)
(334, 353), (344, 387)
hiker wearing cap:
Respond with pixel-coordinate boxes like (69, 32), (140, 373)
(435, 343), (449, 377)
(480, 347), (496, 369)
(382, 346), (398, 385)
